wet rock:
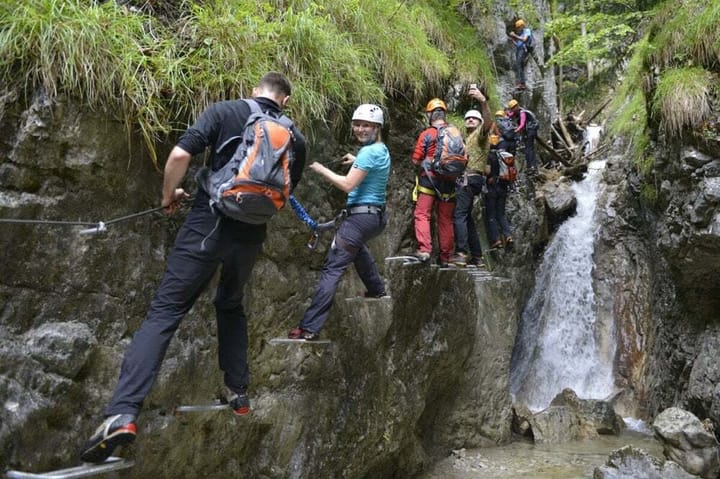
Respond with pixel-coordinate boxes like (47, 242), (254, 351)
(540, 179), (577, 230)
(682, 148), (714, 168)
(529, 389), (625, 444)
(653, 407), (720, 479)
(593, 445), (696, 479)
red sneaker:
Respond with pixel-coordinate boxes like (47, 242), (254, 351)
(288, 327), (319, 340)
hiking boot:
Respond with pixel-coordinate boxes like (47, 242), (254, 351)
(79, 414), (137, 464)
(413, 251), (431, 262)
(450, 252), (467, 267)
(467, 255), (486, 268)
(288, 327), (319, 341)
(226, 389), (251, 416)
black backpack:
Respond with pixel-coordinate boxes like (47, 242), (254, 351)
(525, 29), (534, 55)
(521, 109), (539, 131)
(496, 117), (517, 141)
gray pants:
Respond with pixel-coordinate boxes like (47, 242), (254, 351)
(105, 202), (263, 416)
(300, 212), (387, 334)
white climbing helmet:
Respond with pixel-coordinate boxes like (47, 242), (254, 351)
(464, 109), (483, 121)
(352, 104), (384, 126)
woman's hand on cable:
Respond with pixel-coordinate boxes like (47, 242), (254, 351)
(341, 153), (356, 166)
(309, 161), (325, 173)
(162, 188), (189, 215)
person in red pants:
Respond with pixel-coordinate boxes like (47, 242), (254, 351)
(411, 98), (457, 266)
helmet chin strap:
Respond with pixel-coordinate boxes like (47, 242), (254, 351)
(359, 128), (379, 145)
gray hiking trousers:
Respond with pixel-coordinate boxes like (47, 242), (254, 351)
(300, 210), (387, 334)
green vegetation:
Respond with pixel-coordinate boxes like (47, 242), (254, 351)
(0, 0), (495, 163)
(652, 67), (713, 137)
(648, 0), (720, 71)
(604, 0), (719, 206)
(608, 36), (651, 164)
(546, 2), (645, 71)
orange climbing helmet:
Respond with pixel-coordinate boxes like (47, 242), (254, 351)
(425, 98), (447, 112)
(515, 19), (526, 29)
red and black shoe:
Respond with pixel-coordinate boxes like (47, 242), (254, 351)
(288, 327), (319, 340)
(79, 414), (137, 464)
(227, 390), (251, 416)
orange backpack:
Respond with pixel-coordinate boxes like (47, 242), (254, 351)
(197, 100), (294, 224)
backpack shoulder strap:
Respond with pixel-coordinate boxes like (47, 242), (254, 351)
(243, 98), (294, 129)
(215, 99), (261, 154)
(242, 98), (263, 116)
(433, 125), (447, 162)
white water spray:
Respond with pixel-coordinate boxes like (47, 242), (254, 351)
(510, 160), (615, 412)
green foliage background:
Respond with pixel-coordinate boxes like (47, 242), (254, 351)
(607, 0), (719, 203)
(0, 0), (495, 162)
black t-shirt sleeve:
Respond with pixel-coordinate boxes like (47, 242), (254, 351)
(176, 103), (223, 155)
(289, 126), (307, 189)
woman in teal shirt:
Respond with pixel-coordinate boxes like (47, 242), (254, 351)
(289, 104), (391, 340)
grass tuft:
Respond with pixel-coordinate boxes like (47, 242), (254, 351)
(0, 0), (495, 162)
(652, 67), (713, 138)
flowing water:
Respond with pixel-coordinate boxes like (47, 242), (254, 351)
(419, 158), (667, 478)
(417, 424), (662, 479)
(510, 160), (615, 411)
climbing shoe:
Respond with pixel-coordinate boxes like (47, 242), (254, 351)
(504, 236), (514, 247)
(413, 251), (431, 262)
(288, 327), (319, 341)
(450, 252), (468, 267)
(364, 291), (387, 298)
(226, 389), (251, 416)
(467, 255), (486, 268)
(490, 240), (504, 249)
(79, 414), (137, 464)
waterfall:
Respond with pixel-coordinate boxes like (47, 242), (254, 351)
(510, 160), (615, 412)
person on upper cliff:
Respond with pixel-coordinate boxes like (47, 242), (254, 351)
(79, 72), (307, 464)
(411, 98), (459, 267)
(450, 85), (492, 268)
(507, 18), (534, 90)
(288, 104), (390, 341)
(507, 98), (539, 174)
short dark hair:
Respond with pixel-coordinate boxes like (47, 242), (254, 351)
(259, 72), (292, 96)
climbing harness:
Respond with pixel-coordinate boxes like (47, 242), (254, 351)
(288, 195), (342, 250)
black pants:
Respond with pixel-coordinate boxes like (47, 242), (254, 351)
(524, 129), (538, 170)
(485, 183), (512, 244)
(106, 203), (263, 416)
(453, 174), (484, 257)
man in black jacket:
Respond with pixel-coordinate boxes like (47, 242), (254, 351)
(80, 72), (306, 463)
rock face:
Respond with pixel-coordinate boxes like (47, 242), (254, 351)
(520, 388), (625, 444)
(0, 91), (537, 477)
